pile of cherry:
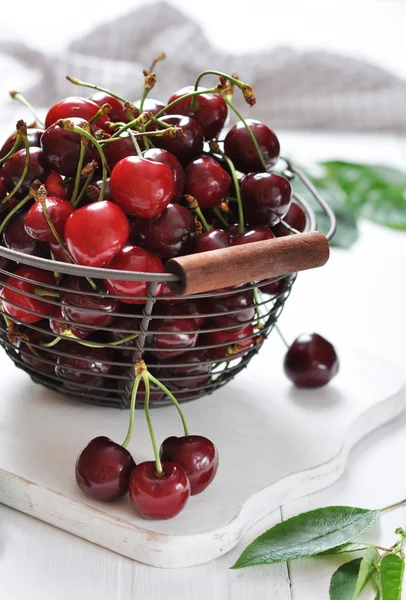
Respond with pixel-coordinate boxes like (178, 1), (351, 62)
(0, 66), (339, 519)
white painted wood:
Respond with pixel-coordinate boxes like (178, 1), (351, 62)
(0, 345), (404, 568)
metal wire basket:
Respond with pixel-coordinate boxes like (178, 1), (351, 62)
(0, 160), (336, 408)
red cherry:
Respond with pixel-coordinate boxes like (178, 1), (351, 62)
(159, 283), (183, 304)
(106, 315), (142, 360)
(60, 277), (118, 330)
(150, 317), (198, 359)
(45, 172), (67, 199)
(90, 92), (130, 123)
(76, 436), (135, 501)
(158, 299), (206, 329)
(261, 275), (293, 297)
(284, 333), (339, 388)
(272, 202), (307, 236)
(0, 267), (55, 323)
(129, 461), (190, 519)
(104, 134), (143, 170)
(45, 96), (109, 130)
(24, 196), (74, 243)
(20, 343), (56, 374)
(0, 179), (6, 201)
(160, 435), (218, 495)
(167, 86), (227, 140)
(3, 211), (43, 256)
(110, 156), (175, 218)
(49, 241), (71, 263)
(0, 128), (43, 161)
(154, 115), (204, 164)
(242, 173), (292, 226)
(41, 117), (97, 176)
(64, 201), (129, 267)
(232, 226), (275, 246)
(206, 290), (255, 328)
(134, 98), (165, 115)
(1, 147), (47, 198)
(49, 306), (89, 340)
(224, 119), (280, 173)
(156, 348), (211, 389)
(185, 156), (231, 209)
(105, 245), (164, 304)
(56, 342), (114, 389)
(142, 148), (185, 202)
(201, 324), (255, 361)
(195, 229), (231, 253)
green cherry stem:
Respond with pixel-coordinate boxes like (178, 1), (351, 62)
(0, 133), (22, 165)
(74, 170), (95, 207)
(279, 220), (300, 235)
(274, 324), (290, 349)
(122, 373), (142, 449)
(34, 288), (60, 298)
(66, 76), (130, 105)
(127, 129), (143, 158)
(9, 91), (45, 128)
(41, 332), (139, 349)
(41, 336), (62, 348)
(148, 373), (190, 436)
(142, 372), (164, 475)
(252, 286), (264, 328)
(70, 142), (86, 205)
(212, 207), (229, 228)
(217, 149), (244, 234)
(0, 193), (31, 235)
(185, 195), (211, 232)
(88, 103), (111, 125)
(380, 498), (406, 513)
(194, 70), (245, 93)
(2, 129), (30, 205)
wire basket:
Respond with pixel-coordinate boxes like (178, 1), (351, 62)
(0, 160), (336, 408)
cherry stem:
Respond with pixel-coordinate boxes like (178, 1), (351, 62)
(142, 372), (164, 476)
(34, 288), (60, 298)
(127, 129), (143, 158)
(0, 133), (22, 165)
(74, 170), (95, 207)
(138, 86), (150, 115)
(88, 104), (111, 125)
(122, 374), (142, 449)
(194, 70), (245, 93)
(70, 142), (86, 205)
(219, 150), (244, 234)
(222, 96), (269, 172)
(66, 76), (129, 105)
(41, 337), (62, 348)
(380, 498), (406, 513)
(252, 286), (264, 328)
(9, 91), (45, 128)
(42, 332), (139, 349)
(274, 324), (290, 349)
(0, 193), (31, 235)
(149, 51), (166, 72)
(212, 207), (229, 228)
(147, 373), (189, 436)
(280, 220), (300, 235)
(1, 132), (30, 205)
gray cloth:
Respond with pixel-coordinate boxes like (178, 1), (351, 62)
(0, 1), (405, 132)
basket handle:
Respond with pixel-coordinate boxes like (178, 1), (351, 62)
(166, 231), (329, 295)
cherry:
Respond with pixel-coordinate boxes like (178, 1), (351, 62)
(159, 283), (184, 304)
(1, 147), (47, 198)
(45, 172), (67, 199)
(232, 226), (275, 246)
(56, 342), (113, 388)
(25, 196), (74, 243)
(284, 333), (339, 388)
(76, 436), (135, 501)
(150, 317), (198, 359)
(84, 178), (112, 203)
(0, 179), (6, 201)
(45, 96), (109, 131)
(142, 148), (185, 202)
(224, 119), (280, 173)
(19, 343), (56, 375)
(161, 299), (206, 328)
(156, 348), (211, 389)
(160, 435), (218, 495)
(134, 98), (165, 115)
(185, 156), (231, 209)
(129, 461), (190, 519)
(64, 201), (129, 268)
(261, 275), (293, 297)
(194, 229), (231, 253)
(167, 87), (227, 140)
(104, 134), (143, 170)
(0, 266), (56, 324)
(0, 128), (43, 161)
(107, 315), (142, 360)
(60, 277), (118, 330)
(136, 203), (196, 260)
(0, 255), (12, 285)
(201, 324), (255, 361)
(90, 92), (129, 123)
(49, 240), (71, 263)
(49, 306), (89, 340)
(272, 202), (307, 236)
(242, 173), (292, 226)
(206, 290), (255, 328)
(110, 156), (175, 218)
(105, 245), (164, 304)
(154, 115), (204, 164)
(3, 211), (42, 256)
(41, 117), (97, 176)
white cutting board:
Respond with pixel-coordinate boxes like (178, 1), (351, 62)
(0, 346), (404, 568)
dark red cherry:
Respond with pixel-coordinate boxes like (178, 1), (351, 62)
(45, 172), (67, 199)
(19, 343), (56, 374)
(142, 148), (185, 202)
(49, 306), (89, 340)
(110, 156), (174, 218)
(0, 267), (55, 323)
(201, 324), (255, 361)
(159, 282), (184, 304)
(232, 226), (275, 246)
(195, 229), (231, 253)
(64, 201), (129, 267)
(76, 436), (135, 501)
(242, 173), (292, 226)
(105, 245), (164, 304)
(0, 179), (6, 201)
(154, 115), (204, 164)
(136, 203), (195, 260)
(49, 241), (71, 263)
(3, 211), (41, 255)
(185, 156), (231, 209)
(284, 333), (339, 388)
(90, 92), (129, 123)
(25, 196), (74, 242)
(272, 202), (307, 236)
(164, 299), (206, 329)
(160, 435), (218, 495)
(206, 290), (255, 328)
(60, 277), (118, 330)
(84, 178), (112, 203)
(0, 128), (43, 161)
(41, 117), (97, 176)
(134, 98), (165, 115)
(167, 86), (227, 140)
(106, 315), (142, 360)
(56, 343), (113, 388)
(150, 317), (198, 359)
(45, 96), (109, 130)
(1, 147), (47, 198)
(157, 348), (211, 389)
(129, 461), (190, 519)
(224, 119), (280, 173)
(104, 134), (143, 170)
(261, 275), (293, 297)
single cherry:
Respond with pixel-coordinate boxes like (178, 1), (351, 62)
(201, 324), (255, 361)
(45, 172), (68, 198)
(41, 117), (97, 176)
(0, 266), (56, 323)
(25, 196), (74, 243)
(150, 317), (198, 359)
(90, 92), (129, 123)
(242, 173), (292, 226)
(156, 298), (206, 329)
(224, 119), (280, 172)
(142, 148), (185, 202)
(232, 226), (275, 246)
(167, 86), (227, 140)
(104, 134), (143, 170)
(1, 147), (47, 198)
(49, 306), (89, 340)
(154, 115), (204, 164)
(107, 315), (142, 360)
(272, 202), (307, 236)
(206, 290), (255, 328)
(19, 343), (56, 375)
(76, 436), (135, 501)
(194, 229), (231, 253)
(160, 435), (218, 495)
(3, 211), (42, 256)
(134, 98), (165, 115)
(0, 128), (43, 161)
(56, 342), (113, 388)
(284, 333), (339, 388)
(45, 96), (109, 130)
(60, 277), (118, 330)
(129, 461), (190, 519)
(185, 156), (231, 209)
(261, 275), (294, 297)
(156, 348), (211, 389)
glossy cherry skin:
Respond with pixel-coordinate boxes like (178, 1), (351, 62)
(129, 461), (190, 519)
(142, 148), (185, 202)
(242, 173), (292, 227)
(167, 86), (227, 140)
(0, 128), (43, 161)
(90, 92), (129, 123)
(56, 343), (113, 389)
(76, 436), (135, 501)
(194, 229), (231, 253)
(1, 147), (47, 198)
(156, 348), (211, 389)
(45, 96), (109, 130)
(261, 275), (293, 297)
(154, 115), (204, 164)
(45, 172), (67, 198)
(201, 324), (255, 361)
(232, 226), (275, 246)
(134, 97), (165, 115)
(137, 203), (196, 260)
(19, 343), (56, 374)
(105, 245), (164, 304)
(185, 156), (231, 209)
(60, 277), (118, 330)
(150, 317), (198, 359)
(206, 290), (255, 328)
(49, 306), (89, 340)
(272, 202), (307, 236)
(0, 267), (55, 324)
(64, 201), (129, 267)
(284, 333), (339, 388)
(160, 435), (218, 495)
(106, 315), (142, 360)
(110, 156), (175, 218)
(157, 299), (206, 329)
(3, 211), (42, 256)
(224, 119), (280, 173)
(25, 196), (74, 243)
(41, 117), (97, 176)
(104, 134), (143, 170)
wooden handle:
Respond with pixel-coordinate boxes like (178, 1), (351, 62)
(166, 231), (330, 296)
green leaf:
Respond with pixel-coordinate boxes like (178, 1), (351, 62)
(231, 506), (379, 569)
(380, 554), (404, 600)
(353, 546), (380, 598)
(329, 559), (361, 600)
(318, 543), (370, 556)
(374, 568), (383, 600)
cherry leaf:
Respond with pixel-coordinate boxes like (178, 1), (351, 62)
(380, 553), (404, 600)
(353, 546), (380, 598)
(329, 559), (361, 600)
